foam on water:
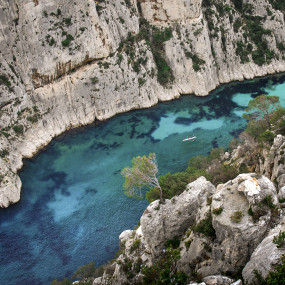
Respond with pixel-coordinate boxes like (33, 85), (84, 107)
(0, 74), (285, 285)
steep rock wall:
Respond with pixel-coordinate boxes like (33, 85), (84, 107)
(1, 0), (285, 207)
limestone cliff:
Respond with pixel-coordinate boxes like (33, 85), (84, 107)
(1, 0), (285, 207)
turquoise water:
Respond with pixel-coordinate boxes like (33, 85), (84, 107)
(1, 74), (285, 285)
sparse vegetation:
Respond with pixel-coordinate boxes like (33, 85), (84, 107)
(12, 124), (24, 135)
(61, 34), (74, 47)
(230, 211), (244, 223)
(130, 239), (141, 253)
(273, 231), (285, 248)
(193, 213), (216, 238)
(212, 207), (223, 215)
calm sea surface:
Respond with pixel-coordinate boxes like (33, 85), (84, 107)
(1, 74), (285, 285)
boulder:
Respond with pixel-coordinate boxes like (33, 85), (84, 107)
(140, 176), (215, 257)
(242, 223), (285, 283)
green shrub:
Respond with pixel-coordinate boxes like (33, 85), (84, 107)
(0, 149), (9, 158)
(245, 120), (268, 139)
(50, 278), (72, 285)
(273, 231), (285, 248)
(248, 207), (254, 216)
(63, 17), (72, 26)
(90, 77), (99, 84)
(230, 211), (244, 223)
(165, 236), (180, 249)
(193, 213), (216, 238)
(61, 34), (74, 47)
(212, 207), (223, 215)
(258, 131), (275, 144)
(27, 115), (39, 123)
(262, 195), (275, 209)
(72, 262), (96, 279)
(12, 124), (24, 134)
(130, 239), (141, 253)
(266, 254), (285, 284)
(141, 246), (187, 285)
(184, 240), (192, 249)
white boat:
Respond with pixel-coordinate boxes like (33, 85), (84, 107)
(183, 136), (196, 142)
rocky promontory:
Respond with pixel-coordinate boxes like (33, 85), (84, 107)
(1, 0), (285, 207)
(93, 135), (285, 284)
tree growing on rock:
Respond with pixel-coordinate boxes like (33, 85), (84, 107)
(121, 153), (164, 203)
(243, 95), (280, 128)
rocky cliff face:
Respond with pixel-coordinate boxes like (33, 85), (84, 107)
(91, 135), (285, 285)
(1, 0), (285, 207)
(94, 172), (284, 284)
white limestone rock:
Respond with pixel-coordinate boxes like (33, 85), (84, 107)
(178, 174), (279, 277)
(140, 0), (202, 24)
(203, 275), (234, 285)
(242, 223), (285, 283)
(140, 176), (215, 257)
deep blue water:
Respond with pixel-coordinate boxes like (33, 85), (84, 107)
(1, 74), (285, 285)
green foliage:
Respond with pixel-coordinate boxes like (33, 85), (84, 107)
(251, 255), (285, 285)
(130, 239), (141, 253)
(262, 195), (276, 209)
(0, 74), (11, 87)
(153, 51), (174, 86)
(165, 237), (180, 249)
(0, 74), (13, 91)
(0, 131), (10, 138)
(230, 211), (244, 223)
(184, 51), (206, 71)
(193, 213), (216, 238)
(184, 240), (192, 249)
(117, 256), (135, 280)
(12, 124), (24, 134)
(122, 153), (163, 201)
(146, 172), (190, 203)
(71, 262), (96, 280)
(90, 77), (99, 84)
(0, 149), (9, 158)
(141, 246), (188, 285)
(269, 0), (285, 13)
(244, 95), (280, 127)
(50, 278), (72, 285)
(212, 207), (223, 215)
(61, 34), (74, 47)
(63, 17), (72, 26)
(248, 207), (254, 216)
(119, 17), (125, 24)
(233, 18), (243, 33)
(273, 231), (285, 248)
(27, 115), (39, 123)
(231, 0), (243, 12)
(258, 131), (275, 144)
(121, 20), (173, 87)
(266, 255), (285, 284)
(245, 120), (268, 139)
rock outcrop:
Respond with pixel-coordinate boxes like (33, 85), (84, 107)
(242, 222), (285, 283)
(1, 0), (285, 208)
(95, 169), (285, 284)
